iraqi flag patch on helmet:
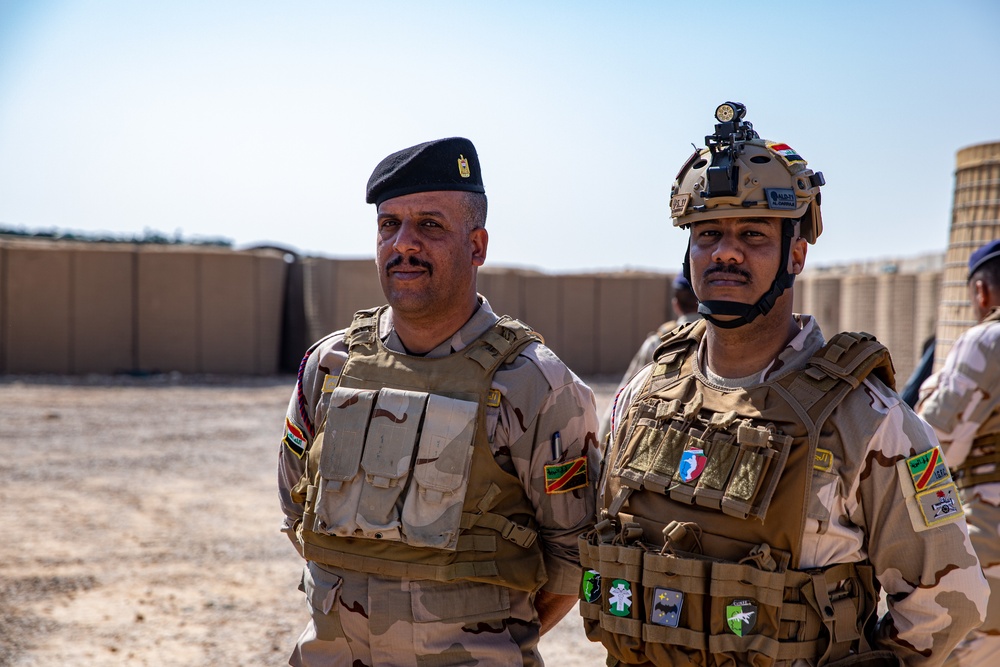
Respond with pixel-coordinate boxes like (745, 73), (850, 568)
(766, 141), (805, 166)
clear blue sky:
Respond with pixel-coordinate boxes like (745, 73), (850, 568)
(1, 1), (998, 273)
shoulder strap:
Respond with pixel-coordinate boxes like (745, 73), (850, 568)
(649, 319), (704, 384)
(463, 315), (542, 372)
(777, 331), (895, 434)
(344, 306), (384, 351)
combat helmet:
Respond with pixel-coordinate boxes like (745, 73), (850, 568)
(670, 102), (825, 329)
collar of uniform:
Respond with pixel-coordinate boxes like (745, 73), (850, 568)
(695, 314), (824, 389)
(379, 295), (500, 358)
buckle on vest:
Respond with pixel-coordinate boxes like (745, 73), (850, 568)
(502, 523), (537, 548)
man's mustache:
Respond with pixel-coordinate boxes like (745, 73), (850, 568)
(704, 264), (752, 283)
(385, 255), (433, 276)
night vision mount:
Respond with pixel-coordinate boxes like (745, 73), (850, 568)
(703, 101), (759, 199)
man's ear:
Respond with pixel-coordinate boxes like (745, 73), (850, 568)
(471, 227), (488, 267)
(975, 278), (995, 312)
(789, 236), (807, 275)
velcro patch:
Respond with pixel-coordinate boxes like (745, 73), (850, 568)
(322, 374), (339, 393)
(670, 193), (691, 216)
(766, 141), (805, 165)
(282, 417), (307, 459)
(916, 482), (964, 528)
(650, 588), (683, 627)
(906, 446), (951, 492)
(486, 388), (501, 408)
(896, 452), (964, 532)
(764, 188), (797, 210)
(608, 579), (632, 617)
(581, 569), (602, 604)
(814, 448), (834, 472)
(545, 456), (588, 494)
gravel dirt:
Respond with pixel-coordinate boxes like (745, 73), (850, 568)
(0, 374), (618, 667)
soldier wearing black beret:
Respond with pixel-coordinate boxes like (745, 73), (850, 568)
(278, 137), (600, 665)
(917, 237), (1000, 667)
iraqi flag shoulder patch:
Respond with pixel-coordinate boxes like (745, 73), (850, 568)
(544, 456), (588, 494)
(282, 417), (308, 459)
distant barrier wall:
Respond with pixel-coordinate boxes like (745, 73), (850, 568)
(794, 271), (940, 385)
(297, 258), (672, 377)
(0, 240), (287, 375)
(0, 238), (946, 383)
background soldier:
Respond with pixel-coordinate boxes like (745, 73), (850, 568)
(598, 273), (700, 443)
(917, 238), (1000, 667)
(582, 102), (987, 666)
(277, 137), (600, 666)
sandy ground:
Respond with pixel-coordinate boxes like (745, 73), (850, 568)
(0, 374), (618, 667)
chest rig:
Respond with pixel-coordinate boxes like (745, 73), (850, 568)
(581, 320), (897, 666)
(951, 309), (1000, 491)
(295, 307), (548, 593)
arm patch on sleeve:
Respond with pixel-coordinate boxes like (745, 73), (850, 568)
(895, 445), (964, 531)
(545, 456), (588, 494)
(283, 417), (308, 459)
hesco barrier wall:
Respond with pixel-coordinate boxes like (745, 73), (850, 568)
(297, 257), (673, 377)
(0, 240), (288, 375)
(935, 141), (1000, 370)
(0, 237), (946, 383)
(793, 270), (940, 385)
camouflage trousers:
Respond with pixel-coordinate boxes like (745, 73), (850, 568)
(290, 561), (543, 666)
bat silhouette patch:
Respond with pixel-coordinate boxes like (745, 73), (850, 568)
(650, 587), (683, 628)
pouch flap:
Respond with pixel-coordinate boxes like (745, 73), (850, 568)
(320, 387), (378, 484)
(362, 388), (428, 487)
(412, 394), (478, 496)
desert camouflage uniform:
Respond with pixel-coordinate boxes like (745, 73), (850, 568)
(278, 297), (600, 666)
(596, 315), (987, 666)
(598, 313), (701, 444)
(917, 307), (1000, 667)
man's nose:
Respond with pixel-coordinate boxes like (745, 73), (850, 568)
(392, 220), (421, 254)
(712, 232), (744, 264)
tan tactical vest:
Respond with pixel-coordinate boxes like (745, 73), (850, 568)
(952, 307), (1000, 490)
(294, 307), (548, 593)
(581, 320), (898, 666)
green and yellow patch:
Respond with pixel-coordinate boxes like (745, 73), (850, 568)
(544, 456), (587, 494)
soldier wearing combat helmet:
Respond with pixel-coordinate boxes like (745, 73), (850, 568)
(581, 103), (987, 666)
(277, 137), (600, 666)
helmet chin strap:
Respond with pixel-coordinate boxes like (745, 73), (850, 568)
(683, 219), (797, 330)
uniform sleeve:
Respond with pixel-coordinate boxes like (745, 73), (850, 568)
(916, 324), (1000, 468)
(855, 390), (988, 665)
(277, 333), (349, 547)
(496, 345), (601, 596)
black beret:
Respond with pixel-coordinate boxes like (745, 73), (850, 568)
(366, 137), (485, 206)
